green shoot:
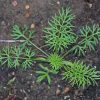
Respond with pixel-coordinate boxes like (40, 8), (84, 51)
(63, 24), (100, 57)
(12, 25), (48, 56)
(62, 61), (100, 88)
(47, 53), (64, 70)
(36, 64), (58, 84)
(0, 46), (35, 69)
(44, 8), (76, 52)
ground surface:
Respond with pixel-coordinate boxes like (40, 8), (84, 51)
(0, 0), (100, 100)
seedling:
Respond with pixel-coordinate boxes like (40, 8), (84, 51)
(12, 25), (48, 56)
(0, 7), (99, 89)
(0, 46), (35, 69)
(47, 53), (64, 70)
(44, 8), (76, 52)
(63, 24), (100, 56)
(62, 61), (100, 88)
(36, 64), (58, 84)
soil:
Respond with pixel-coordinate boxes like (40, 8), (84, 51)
(0, 0), (100, 100)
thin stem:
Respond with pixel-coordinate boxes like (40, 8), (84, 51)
(40, 44), (48, 49)
(63, 32), (97, 57)
(0, 56), (32, 60)
(0, 40), (25, 43)
(23, 36), (49, 56)
(62, 48), (73, 57)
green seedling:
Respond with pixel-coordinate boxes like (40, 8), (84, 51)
(62, 61), (100, 88)
(44, 8), (76, 52)
(36, 64), (58, 84)
(0, 46), (35, 69)
(63, 24), (100, 56)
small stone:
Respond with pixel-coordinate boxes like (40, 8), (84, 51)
(28, 89), (30, 92)
(56, 88), (61, 96)
(25, 4), (30, 10)
(30, 73), (33, 76)
(1, 21), (6, 26)
(3, 87), (6, 89)
(24, 97), (27, 100)
(74, 90), (78, 95)
(12, 72), (15, 76)
(57, 84), (61, 88)
(88, 3), (92, 8)
(12, 0), (18, 7)
(57, 1), (60, 5)
(64, 95), (70, 99)
(94, 66), (96, 68)
(30, 23), (35, 29)
(33, 61), (36, 64)
(27, 81), (30, 84)
(25, 12), (31, 18)
(74, 89), (83, 96)
(62, 87), (70, 94)
(32, 81), (35, 84)
(20, 89), (23, 92)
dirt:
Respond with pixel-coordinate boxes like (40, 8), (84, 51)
(0, 0), (100, 100)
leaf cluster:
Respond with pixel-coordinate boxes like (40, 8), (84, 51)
(36, 54), (63, 84)
(69, 25), (100, 56)
(0, 7), (100, 89)
(0, 46), (35, 69)
(47, 53), (64, 70)
(44, 8), (76, 52)
(36, 64), (58, 84)
(62, 61), (100, 88)
(12, 25), (35, 47)
(12, 25), (48, 56)
(35, 8), (100, 87)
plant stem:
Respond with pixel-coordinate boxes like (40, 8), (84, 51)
(63, 32), (97, 57)
(62, 48), (73, 57)
(23, 36), (49, 56)
(0, 40), (25, 43)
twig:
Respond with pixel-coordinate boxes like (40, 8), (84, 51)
(0, 40), (25, 43)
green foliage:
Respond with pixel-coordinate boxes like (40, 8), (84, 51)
(35, 54), (63, 84)
(0, 46), (35, 69)
(44, 8), (76, 52)
(12, 25), (35, 47)
(0, 7), (100, 88)
(47, 53), (63, 70)
(71, 25), (100, 56)
(12, 25), (48, 56)
(36, 64), (58, 84)
(62, 61), (100, 88)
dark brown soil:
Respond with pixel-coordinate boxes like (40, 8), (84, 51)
(0, 0), (100, 100)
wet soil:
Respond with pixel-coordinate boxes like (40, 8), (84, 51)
(0, 0), (100, 100)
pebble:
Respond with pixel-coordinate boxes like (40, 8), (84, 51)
(74, 89), (83, 96)
(57, 84), (61, 88)
(28, 89), (30, 92)
(25, 12), (31, 18)
(3, 87), (6, 89)
(62, 87), (70, 94)
(56, 88), (61, 96)
(88, 3), (92, 8)
(12, 0), (18, 7)
(32, 81), (35, 84)
(1, 21), (6, 26)
(30, 73), (32, 76)
(57, 1), (60, 5)
(24, 97), (27, 100)
(64, 95), (70, 99)
(25, 4), (30, 10)
(33, 61), (36, 64)
(12, 72), (15, 76)
(30, 23), (35, 29)
(94, 66), (96, 68)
